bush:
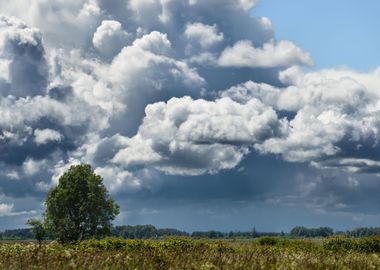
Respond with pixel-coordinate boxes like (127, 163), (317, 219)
(256, 236), (279, 246)
(72, 237), (147, 251)
(323, 237), (380, 253)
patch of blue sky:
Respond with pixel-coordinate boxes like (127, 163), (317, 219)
(252, 0), (380, 71)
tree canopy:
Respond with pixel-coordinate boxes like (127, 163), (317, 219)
(290, 226), (334, 238)
(44, 164), (119, 243)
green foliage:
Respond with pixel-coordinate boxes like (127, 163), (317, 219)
(345, 227), (380, 237)
(290, 226), (334, 238)
(112, 225), (189, 239)
(192, 230), (226, 239)
(1, 238), (380, 269)
(323, 236), (380, 253)
(256, 236), (280, 246)
(26, 219), (46, 245)
(44, 164), (120, 243)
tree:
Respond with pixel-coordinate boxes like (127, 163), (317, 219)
(44, 164), (119, 243)
(26, 219), (46, 245)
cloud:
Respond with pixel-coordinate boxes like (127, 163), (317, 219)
(106, 30), (206, 134)
(93, 20), (131, 58)
(0, 15), (48, 97)
(34, 129), (63, 145)
(111, 96), (286, 175)
(1, 0), (380, 229)
(219, 67), (380, 175)
(0, 202), (13, 215)
(0, 0), (103, 47)
(189, 0), (258, 12)
(220, 80), (280, 106)
(128, 31), (172, 55)
(184, 22), (224, 50)
(250, 68), (380, 173)
(218, 40), (313, 68)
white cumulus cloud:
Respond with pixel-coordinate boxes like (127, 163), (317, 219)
(218, 40), (313, 68)
(34, 129), (63, 145)
(93, 20), (131, 58)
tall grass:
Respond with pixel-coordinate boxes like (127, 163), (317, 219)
(0, 237), (379, 269)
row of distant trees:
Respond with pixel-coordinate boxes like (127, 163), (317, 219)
(3, 225), (380, 240)
(111, 225), (188, 239)
(289, 227), (334, 238)
(191, 228), (281, 239)
(0, 225), (273, 240)
(290, 227), (380, 238)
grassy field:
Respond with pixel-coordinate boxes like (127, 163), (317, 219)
(1, 237), (380, 269)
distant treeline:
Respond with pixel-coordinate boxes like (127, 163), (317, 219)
(2, 225), (380, 240)
(289, 226), (380, 238)
(110, 225), (280, 239)
(0, 229), (34, 240)
(289, 227), (334, 238)
(343, 227), (380, 238)
(111, 225), (188, 239)
(191, 229), (281, 239)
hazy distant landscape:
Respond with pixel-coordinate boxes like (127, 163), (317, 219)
(2, 224), (380, 240)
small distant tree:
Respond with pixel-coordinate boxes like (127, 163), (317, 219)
(251, 227), (258, 238)
(44, 164), (120, 243)
(26, 219), (46, 245)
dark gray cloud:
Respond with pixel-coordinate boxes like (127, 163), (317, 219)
(0, 16), (47, 97)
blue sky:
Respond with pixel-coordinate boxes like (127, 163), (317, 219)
(253, 0), (380, 71)
(0, 0), (380, 232)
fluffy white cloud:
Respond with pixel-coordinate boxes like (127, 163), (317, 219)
(184, 22), (224, 49)
(218, 67), (380, 174)
(22, 158), (45, 176)
(34, 129), (63, 145)
(250, 68), (380, 172)
(0, 0), (103, 46)
(111, 96), (285, 175)
(238, 0), (258, 11)
(0, 16), (113, 168)
(95, 166), (142, 193)
(106, 31), (206, 133)
(0, 15), (47, 97)
(220, 80), (280, 106)
(129, 31), (172, 55)
(189, 0), (258, 11)
(0, 202), (13, 215)
(93, 20), (131, 58)
(218, 40), (313, 68)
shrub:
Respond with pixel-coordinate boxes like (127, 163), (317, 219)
(323, 237), (380, 253)
(257, 236), (279, 246)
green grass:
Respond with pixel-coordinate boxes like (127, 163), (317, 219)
(0, 237), (379, 269)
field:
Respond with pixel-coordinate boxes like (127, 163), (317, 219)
(1, 237), (380, 269)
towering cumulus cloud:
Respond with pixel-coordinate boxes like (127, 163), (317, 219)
(0, 0), (379, 227)
(0, 16), (47, 97)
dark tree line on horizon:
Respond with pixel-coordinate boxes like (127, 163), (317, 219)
(2, 225), (380, 240)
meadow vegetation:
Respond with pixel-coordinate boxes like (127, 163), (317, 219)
(1, 236), (380, 269)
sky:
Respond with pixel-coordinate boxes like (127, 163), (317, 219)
(0, 0), (380, 232)
(253, 0), (380, 71)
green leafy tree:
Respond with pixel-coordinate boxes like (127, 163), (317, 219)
(44, 164), (119, 243)
(26, 219), (46, 245)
